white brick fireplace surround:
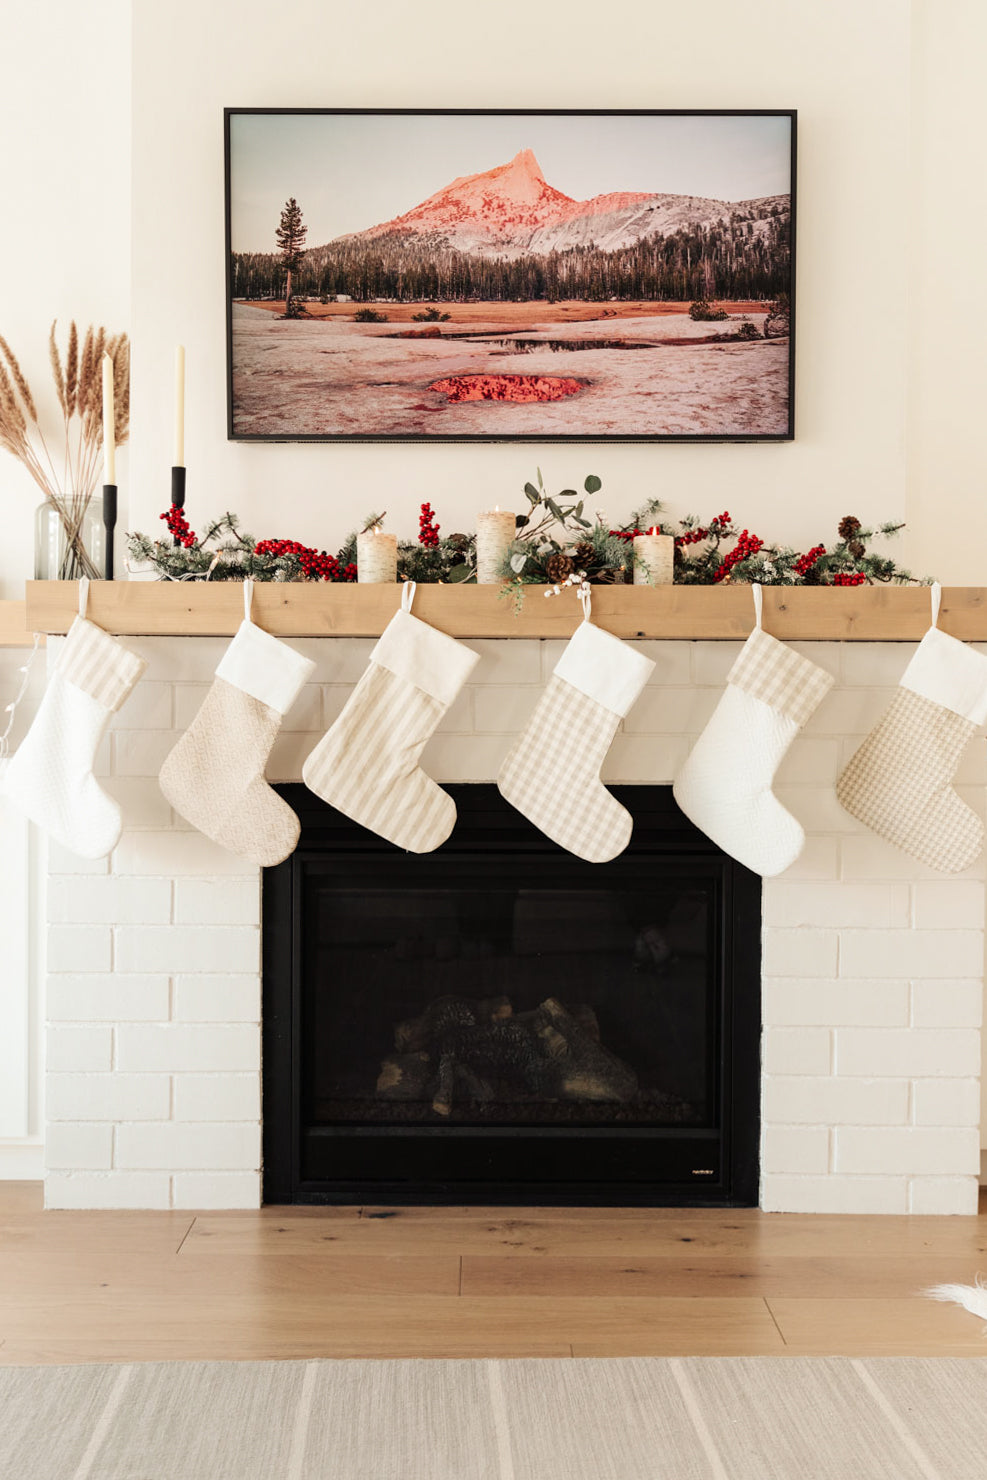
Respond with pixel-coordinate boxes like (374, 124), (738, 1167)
(43, 635), (985, 1214)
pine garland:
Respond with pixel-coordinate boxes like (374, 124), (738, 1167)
(127, 485), (924, 588)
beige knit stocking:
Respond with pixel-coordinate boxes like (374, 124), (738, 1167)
(159, 582), (316, 866)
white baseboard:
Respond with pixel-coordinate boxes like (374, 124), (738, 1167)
(0, 1144), (44, 1179)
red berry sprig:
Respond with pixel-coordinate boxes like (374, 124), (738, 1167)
(675, 527), (708, 547)
(253, 537), (358, 582)
(833, 572), (867, 586)
(418, 501), (440, 548)
(161, 504), (197, 548)
(713, 529), (763, 583)
(794, 543), (827, 577)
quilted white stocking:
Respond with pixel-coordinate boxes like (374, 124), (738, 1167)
(673, 585), (834, 876)
(3, 579), (146, 858)
(497, 587), (655, 862)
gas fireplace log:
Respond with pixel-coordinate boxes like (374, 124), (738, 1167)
(376, 1051), (433, 1100)
(377, 993), (638, 1115)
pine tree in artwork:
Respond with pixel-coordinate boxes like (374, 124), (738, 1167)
(275, 197), (308, 313)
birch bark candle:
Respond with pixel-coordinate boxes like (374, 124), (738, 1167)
(633, 527), (674, 585)
(476, 507), (515, 584)
(357, 526), (398, 583)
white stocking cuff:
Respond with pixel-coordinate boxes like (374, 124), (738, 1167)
(902, 627), (987, 725)
(216, 621), (316, 716)
(553, 621), (655, 717)
(372, 610), (479, 706)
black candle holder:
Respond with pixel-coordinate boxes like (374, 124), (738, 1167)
(101, 484), (118, 580)
(171, 466), (186, 510)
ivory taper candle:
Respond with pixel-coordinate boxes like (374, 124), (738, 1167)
(633, 527), (674, 585)
(174, 345), (185, 466)
(357, 525), (398, 583)
(476, 506), (515, 584)
(101, 353), (115, 485)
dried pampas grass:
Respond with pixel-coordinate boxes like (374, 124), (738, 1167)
(0, 319), (130, 580)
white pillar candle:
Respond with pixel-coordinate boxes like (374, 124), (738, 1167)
(102, 353), (115, 485)
(633, 528), (675, 585)
(476, 507), (516, 584)
(357, 526), (398, 583)
(174, 345), (185, 466)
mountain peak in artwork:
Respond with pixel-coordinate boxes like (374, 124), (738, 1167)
(343, 151), (789, 261)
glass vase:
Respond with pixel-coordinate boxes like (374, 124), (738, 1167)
(34, 497), (105, 581)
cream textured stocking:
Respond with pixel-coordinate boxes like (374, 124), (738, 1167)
(498, 588), (655, 862)
(673, 585), (834, 876)
(159, 582), (316, 866)
(2, 579), (146, 858)
(837, 583), (987, 871)
(302, 582), (479, 853)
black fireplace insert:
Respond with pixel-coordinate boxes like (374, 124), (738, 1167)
(263, 784), (760, 1205)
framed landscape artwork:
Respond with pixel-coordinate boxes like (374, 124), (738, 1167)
(225, 109), (795, 443)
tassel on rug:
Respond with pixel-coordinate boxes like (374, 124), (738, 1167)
(925, 1279), (987, 1323)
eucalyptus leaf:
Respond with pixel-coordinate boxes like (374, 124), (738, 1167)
(559, 489), (578, 498)
(574, 517), (591, 529)
(446, 563), (472, 583)
(515, 514), (529, 528)
(584, 475), (602, 494)
(524, 483), (539, 504)
(536, 467), (544, 488)
(510, 552), (528, 574)
(546, 499), (564, 521)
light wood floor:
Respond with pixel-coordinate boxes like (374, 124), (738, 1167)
(2, 1182), (987, 1364)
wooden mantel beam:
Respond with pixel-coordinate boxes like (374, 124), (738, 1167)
(23, 581), (987, 642)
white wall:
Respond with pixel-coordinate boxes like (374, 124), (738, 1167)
(130, 0), (916, 564)
(0, 0), (131, 599)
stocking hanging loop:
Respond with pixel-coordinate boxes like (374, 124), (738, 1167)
(752, 582), (763, 631)
(78, 578), (90, 619)
(401, 580), (416, 614)
(243, 579), (254, 622)
(579, 583), (592, 623)
(930, 581), (942, 629)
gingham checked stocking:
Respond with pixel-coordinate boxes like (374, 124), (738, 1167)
(302, 582), (479, 853)
(497, 587), (655, 862)
(673, 584), (834, 876)
(837, 582), (987, 871)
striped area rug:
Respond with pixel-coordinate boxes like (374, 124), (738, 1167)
(3, 1356), (986, 1479)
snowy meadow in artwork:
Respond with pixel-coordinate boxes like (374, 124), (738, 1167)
(226, 111), (794, 441)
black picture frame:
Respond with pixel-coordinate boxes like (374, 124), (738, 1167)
(225, 108), (796, 445)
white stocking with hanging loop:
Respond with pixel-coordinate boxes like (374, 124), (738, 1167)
(498, 591), (655, 863)
(673, 584), (835, 876)
(2, 581), (147, 858)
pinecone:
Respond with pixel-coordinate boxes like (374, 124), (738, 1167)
(848, 539), (866, 559)
(573, 542), (595, 570)
(838, 515), (862, 541)
(544, 551), (574, 583)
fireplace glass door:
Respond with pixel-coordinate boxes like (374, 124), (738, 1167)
(263, 785), (760, 1205)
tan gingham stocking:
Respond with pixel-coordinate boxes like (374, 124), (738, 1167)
(497, 617), (655, 863)
(837, 689), (981, 872)
(836, 591), (987, 872)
